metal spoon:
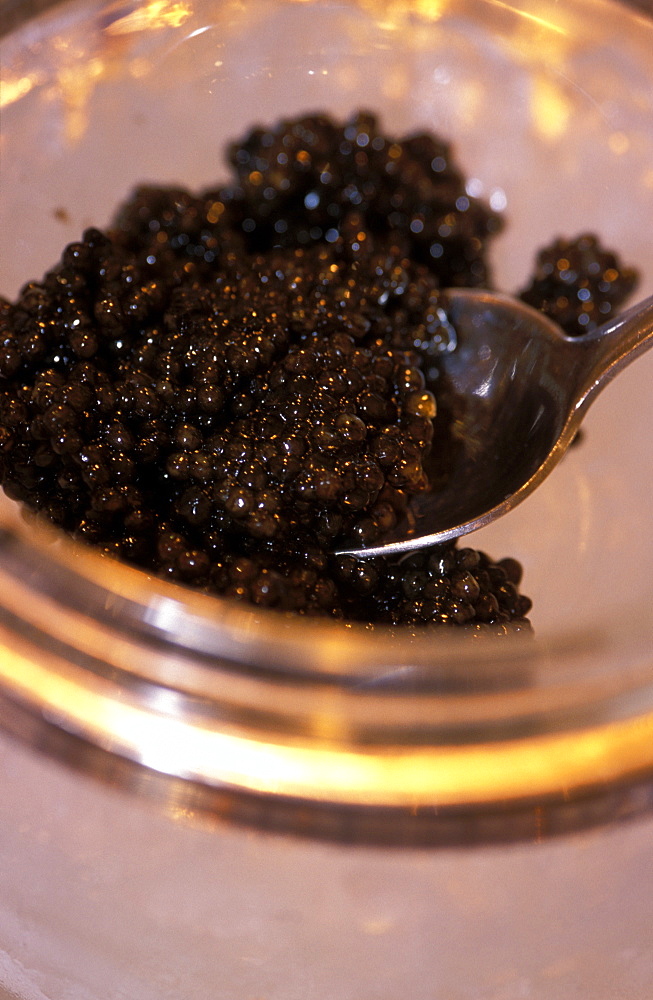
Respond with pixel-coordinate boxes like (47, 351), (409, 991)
(339, 288), (653, 558)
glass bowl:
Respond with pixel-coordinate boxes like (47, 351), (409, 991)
(0, 1), (652, 998)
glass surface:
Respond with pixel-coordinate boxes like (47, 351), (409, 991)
(0, 0), (653, 997)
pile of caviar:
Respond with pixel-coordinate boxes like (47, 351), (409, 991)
(519, 233), (638, 336)
(0, 112), (639, 632)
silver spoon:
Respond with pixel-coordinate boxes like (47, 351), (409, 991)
(339, 288), (653, 558)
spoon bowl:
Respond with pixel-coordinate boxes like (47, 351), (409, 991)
(340, 289), (653, 558)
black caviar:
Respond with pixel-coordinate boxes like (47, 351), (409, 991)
(519, 233), (638, 336)
(223, 111), (502, 288)
(0, 112), (639, 631)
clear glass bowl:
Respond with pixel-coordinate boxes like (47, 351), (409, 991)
(1, 1), (653, 998)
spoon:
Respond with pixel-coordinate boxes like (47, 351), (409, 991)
(339, 288), (653, 558)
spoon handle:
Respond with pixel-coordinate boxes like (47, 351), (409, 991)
(573, 292), (653, 407)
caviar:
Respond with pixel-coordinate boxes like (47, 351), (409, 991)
(0, 112), (638, 631)
(223, 111), (502, 288)
(519, 233), (638, 336)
